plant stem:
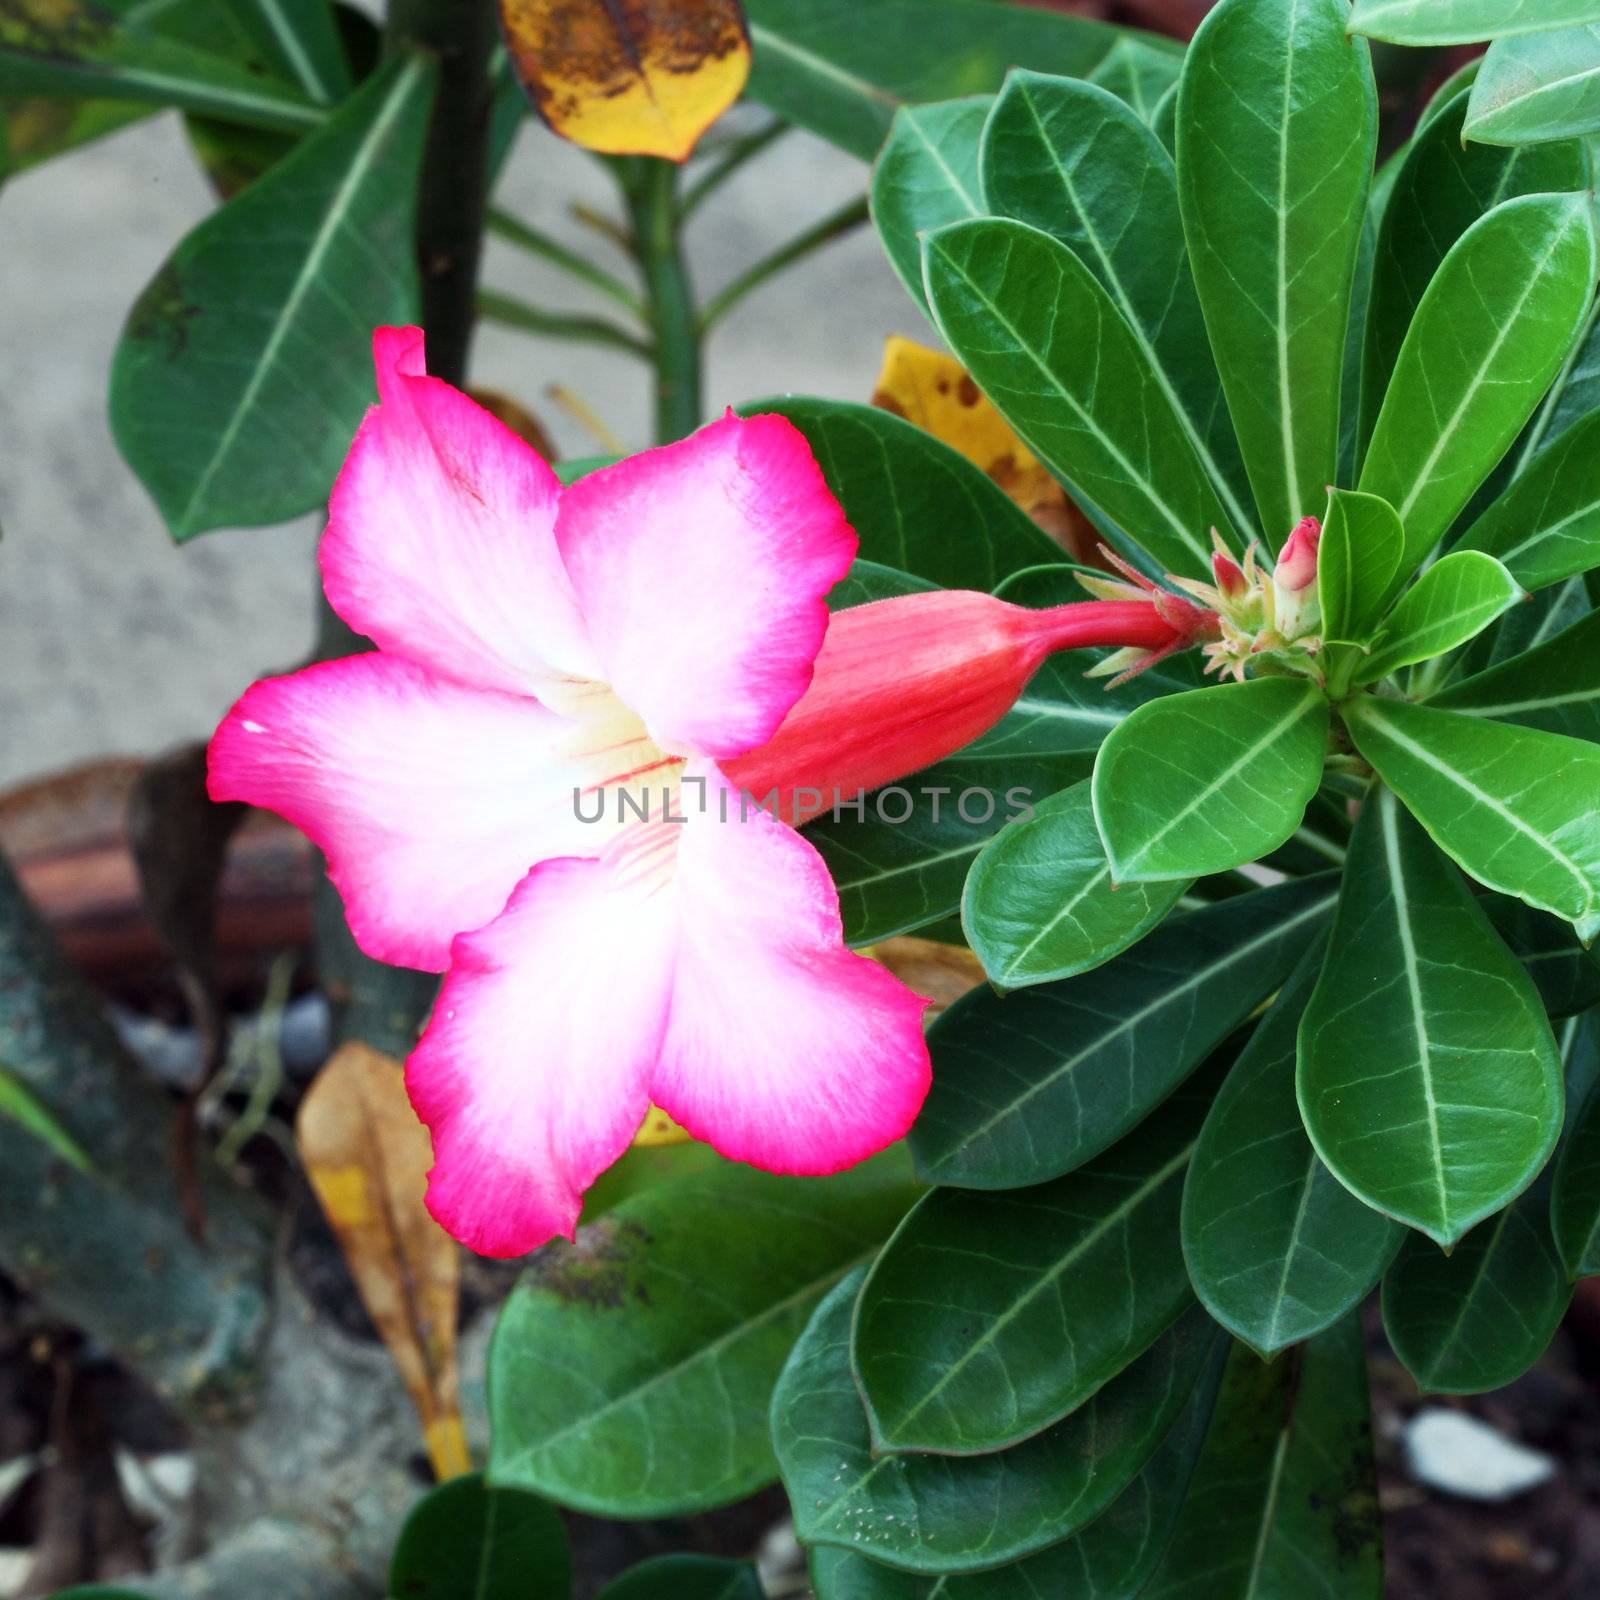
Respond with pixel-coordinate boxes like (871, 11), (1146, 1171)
(679, 119), (788, 218)
(486, 206), (646, 316)
(699, 195), (870, 333)
(626, 159), (702, 442)
(478, 288), (652, 356)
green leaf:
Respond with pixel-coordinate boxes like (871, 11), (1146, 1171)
(1458, 568), (1591, 681)
(0, 0), (320, 131)
(1382, 1165), (1570, 1394)
(1183, 946), (1403, 1357)
(1297, 788), (1563, 1246)
(963, 779), (1187, 989)
(1357, 89), (1585, 468)
(487, 1155), (918, 1517)
(388, 1474), (570, 1600)
(806, 1358), (1216, 1599)
(1092, 677), (1331, 882)
(980, 72), (1250, 534)
(772, 1276), (1221, 1575)
(597, 1556), (762, 1600)
(1356, 551), (1523, 684)
(1086, 35), (1180, 120)
(1344, 696), (1600, 941)
(924, 217), (1233, 578)
(1176, 0), (1376, 541)
(1552, 1010), (1600, 1276)
(808, 754), (1088, 946)
(912, 876), (1336, 1189)
(871, 98), (988, 316)
(1457, 411), (1600, 593)
(1466, 25), (1600, 145)
(1487, 896), (1600, 1017)
(829, 558), (935, 612)
(1350, 0), (1600, 44)
(1142, 1317), (1382, 1600)
(1318, 488), (1405, 643)
(109, 56), (432, 539)
(1431, 607), (1600, 745)
(745, 398), (1061, 590)
(741, 0), (1149, 160)
(223, 0), (349, 104)
(0, 1061), (91, 1172)
(1359, 193), (1599, 578)
(856, 1062), (1219, 1455)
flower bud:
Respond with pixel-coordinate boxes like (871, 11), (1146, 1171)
(1274, 516), (1322, 594)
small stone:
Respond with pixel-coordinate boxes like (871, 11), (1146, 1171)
(1403, 1408), (1555, 1502)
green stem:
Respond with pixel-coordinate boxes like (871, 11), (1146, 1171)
(699, 195), (870, 333)
(486, 206), (647, 317)
(679, 119), (788, 218)
(627, 159), (702, 443)
(478, 288), (653, 356)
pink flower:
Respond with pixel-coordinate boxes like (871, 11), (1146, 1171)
(209, 328), (1212, 1257)
(1274, 516), (1322, 593)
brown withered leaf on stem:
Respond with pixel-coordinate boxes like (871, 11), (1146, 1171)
(296, 1042), (469, 1480)
(871, 937), (987, 1022)
(499, 0), (750, 161)
(872, 335), (1100, 563)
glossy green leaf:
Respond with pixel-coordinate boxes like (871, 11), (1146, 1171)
(871, 99), (988, 316)
(1092, 677), (1330, 882)
(772, 1274), (1221, 1575)
(1357, 89), (1585, 466)
(1087, 35), (1180, 120)
(1466, 25), (1600, 145)
(1383, 1165), (1570, 1394)
(1142, 1317), (1381, 1600)
(1457, 569), (1591, 681)
(1488, 897), (1600, 1018)
(1297, 788), (1563, 1246)
(924, 217), (1230, 578)
(1431, 608), (1600, 745)
(0, 0), (320, 132)
(742, 0), (1145, 160)
(962, 779), (1187, 989)
(1350, 0), (1600, 43)
(1319, 488), (1405, 643)
(806, 1361), (1217, 1600)
(109, 56), (432, 540)
(224, 0), (349, 104)
(980, 72), (1250, 533)
(1458, 412), (1600, 593)
(1344, 696), (1600, 941)
(913, 876), (1336, 1189)
(1552, 1010), (1600, 1276)
(0, 1060), (91, 1172)
(1360, 193), (1599, 577)
(747, 398), (1061, 590)
(808, 754), (1088, 945)
(1177, 0), (1376, 540)
(857, 1065), (1220, 1455)
(388, 1473), (570, 1600)
(1356, 552), (1523, 684)
(488, 1155), (917, 1517)
(597, 1556), (762, 1600)
(1183, 946), (1403, 1357)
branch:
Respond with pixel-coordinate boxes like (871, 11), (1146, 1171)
(486, 206), (646, 317)
(699, 195), (869, 333)
(477, 288), (653, 356)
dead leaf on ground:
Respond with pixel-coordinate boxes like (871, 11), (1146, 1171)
(296, 1043), (467, 1480)
(500, 0), (750, 161)
(872, 335), (1100, 563)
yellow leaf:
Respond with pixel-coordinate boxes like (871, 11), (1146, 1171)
(499, 0), (750, 162)
(296, 1043), (466, 1481)
(868, 937), (988, 1023)
(872, 336), (1098, 561)
(632, 1104), (693, 1146)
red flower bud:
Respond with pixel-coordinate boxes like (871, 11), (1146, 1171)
(1274, 516), (1322, 593)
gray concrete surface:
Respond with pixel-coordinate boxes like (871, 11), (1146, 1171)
(0, 110), (923, 788)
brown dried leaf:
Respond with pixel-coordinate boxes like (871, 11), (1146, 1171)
(872, 335), (1100, 563)
(296, 1042), (467, 1479)
(870, 937), (987, 1021)
(499, 0), (750, 161)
